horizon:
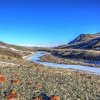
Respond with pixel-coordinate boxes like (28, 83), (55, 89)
(1, 32), (100, 47)
(0, 0), (100, 46)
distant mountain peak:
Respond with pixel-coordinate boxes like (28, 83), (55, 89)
(96, 32), (100, 34)
(56, 33), (100, 50)
(69, 33), (100, 44)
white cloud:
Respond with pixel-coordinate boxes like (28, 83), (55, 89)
(18, 44), (59, 47)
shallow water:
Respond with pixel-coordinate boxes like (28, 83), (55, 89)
(30, 52), (100, 75)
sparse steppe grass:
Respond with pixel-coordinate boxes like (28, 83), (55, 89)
(0, 55), (100, 99)
(51, 49), (100, 61)
(0, 48), (32, 60)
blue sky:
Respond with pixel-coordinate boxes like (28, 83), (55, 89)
(0, 0), (100, 46)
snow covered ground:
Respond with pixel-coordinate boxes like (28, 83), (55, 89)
(10, 48), (23, 52)
(22, 52), (35, 60)
(0, 45), (23, 53)
(0, 45), (7, 49)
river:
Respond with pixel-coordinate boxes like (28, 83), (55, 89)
(28, 52), (100, 75)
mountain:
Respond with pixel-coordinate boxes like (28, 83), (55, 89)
(56, 33), (100, 50)
(69, 33), (100, 44)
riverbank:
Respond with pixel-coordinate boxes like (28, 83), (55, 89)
(40, 54), (100, 68)
(0, 59), (100, 99)
(27, 52), (100, 75)
(0, 52), (100, 99)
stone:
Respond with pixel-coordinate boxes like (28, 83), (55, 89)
(6, 89), (18, 100)
(0, 75), (6, 83)
(11, 80), (21, 85)
(51, 95), (60, 100)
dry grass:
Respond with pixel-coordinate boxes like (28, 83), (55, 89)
(0, 55), (100, 99)
(51, 49), (100, 61)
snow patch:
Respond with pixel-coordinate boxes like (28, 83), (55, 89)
(22, 52), (35, 60)
(0, 45), (7, 49)
(10, 48), (23, 52)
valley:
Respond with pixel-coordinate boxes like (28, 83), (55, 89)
(0, 33), (100, 99)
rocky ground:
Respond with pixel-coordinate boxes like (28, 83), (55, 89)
(0, 53), (100, 100)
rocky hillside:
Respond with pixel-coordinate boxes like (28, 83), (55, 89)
(56, 33), (100, 50)
(69, 33), (100, 44)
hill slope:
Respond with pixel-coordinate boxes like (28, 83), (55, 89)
(0, 41), (34, 51)
(0, 41), (33, 58)
(56, 33), (100, 50)
(69, 33), (100, 44)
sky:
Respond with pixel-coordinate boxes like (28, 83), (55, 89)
(0, 0), (100, 46)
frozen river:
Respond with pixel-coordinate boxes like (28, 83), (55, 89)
(29, 52), (100, 75)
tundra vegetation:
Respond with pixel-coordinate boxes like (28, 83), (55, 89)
(0, 53), (100, 99)
(0, 33), (100, 99)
